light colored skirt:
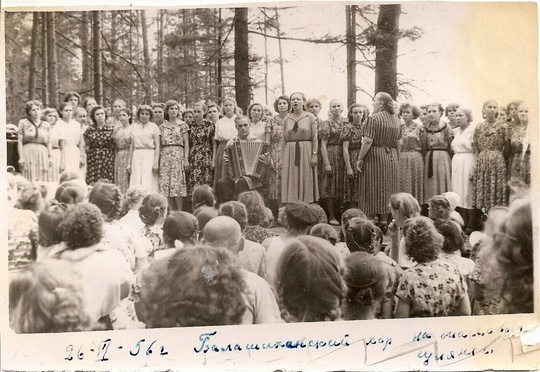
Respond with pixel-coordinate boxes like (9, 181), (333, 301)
(48, 148), (62, 182)
(130, 149), (158, 192)
(64, 143), (81, 177)
(22, 143), (48, 182)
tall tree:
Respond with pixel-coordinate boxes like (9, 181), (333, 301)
(346, 5), (357, 106)
(41, 13), (49, 105)
(81, 12), (91, 88)
(234, 8), (250, 113)
(46, 12), (59, 107)
(373, 4), (401, 99)
(92, 11), (103, 103)
(140, 9), (152, 104)
(28, 12), (39, 100)
(156, 9), (165, 102)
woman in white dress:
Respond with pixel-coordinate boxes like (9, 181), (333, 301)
(42, 108), (63, 182)
(58, 102), (84, 178)
(451, 107), (477, 233)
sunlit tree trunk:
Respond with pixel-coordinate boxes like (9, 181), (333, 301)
(234, 8), (250, 113)
(46, 12), (59, 107)
(28, 12), (39, 100)
(374, 4), (400, 99)
(92, 11), (103, 104)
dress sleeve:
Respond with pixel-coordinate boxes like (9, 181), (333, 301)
(265, 117), (274, 133)
(319, 120), (330, 139)
(362, 115), (376, 138)
(341, 123), (353, 142)
(395, 269), (414, 303)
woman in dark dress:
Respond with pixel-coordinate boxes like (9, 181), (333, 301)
(189, 102), (215, 190)
(356, 92), (402, 227)
(84, 105), (115, 185)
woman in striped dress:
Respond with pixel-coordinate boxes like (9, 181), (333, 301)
(356, 92), (402, 226)
(343, 103), (369, 209)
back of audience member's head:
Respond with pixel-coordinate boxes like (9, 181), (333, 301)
(192, 185), (215, 209)
(59, 171), (79, 185)
(59, 203), (103, 249)
(15, 183), (44, 214)
(193, 206), (218, 240)
(496, 197), (533, 314)
(88, 182), (123, 222)
(403, 216), (443, 264)
(309, 203), (327, 224)
(442, 192), (460, 212)
(428, 195), (451, 221)
(203, 216), (243, 254)
(389, 193), (421, 220)
(345, 217), (376, 254)
(310, 223), (338, 245)
(215, 177), (235, 206)
(275, 236), (345, 323)
(55, 184), (86, 205)
(39, 201), (68, 247)
(340, 208), (367, 241)
(124, 185), (148, 209)
(434, 219), (464, 253)
(285, 202), (319, 232)
(139, 193), (168, 226)
(218, 201), (248, 231)
(343, 253), (388, 320)
(9, 259), (93, 333)
(162, 211), (198, 248)
(138, 245), (247, 328)
(238, 191), (268, 227)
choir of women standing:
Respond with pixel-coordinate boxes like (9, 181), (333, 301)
(423, 103), (453, 206)
(247, 102), (266, 141)
(213, 97), (239, 188)
(128, 105), (160, 193)
(473, 100), (507, 211)
(398, 102), (425, 205)
(189, 102), (215, 193)
(265, 95), (289, 219)
(112, 108), (132, 194)
(42, 108), (63, 182)
(281, 92), (319, 204)
(320, 99), (347, 225)
(506, 102), (531, 186)
(343, 103), (368, 210)
(357, 92), (401, 225)
(84, 106), (115, 185)
(17, 100), (52, 182)
(451, 107), (477, 232)
(158, 100), (190, 211)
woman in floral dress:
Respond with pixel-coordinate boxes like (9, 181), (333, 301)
(320, 99), (347, 225)
(398, 102), (425, 205)
(473, 100), (507, 211)
(343, 103), (369, 209)
(189, 102), (215, 191)
(113, 108), (132, 194)
(265, 95), (289, 219)
(83, 106), (115, 185)
(306, 98), (325, 200)
(159, 100), (189, 211)
(506, 102), (531, 186)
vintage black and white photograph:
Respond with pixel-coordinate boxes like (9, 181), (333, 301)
(2, 1), (538, 370)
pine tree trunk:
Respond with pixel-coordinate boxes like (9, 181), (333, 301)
(157, 9), (165, 102)
(346, 5), (357, 106)
(234, 8), (250, 113)
(46, 12), (59, 108)
(216, 8), (223, 100)
(41, 13), (49, 105)
(28, 12), (39, 101)
(92, 11), (103, 104)
(374, 4), (400, 99)
(140, 9), (152, 104)
(274, 8), (285, 95)
(110, 10), (118, 102)
(81, 11), (91, 88)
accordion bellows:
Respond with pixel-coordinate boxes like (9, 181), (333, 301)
(228, 139), (270, 179)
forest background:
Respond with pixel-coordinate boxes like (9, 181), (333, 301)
(3, 3), (538, 124)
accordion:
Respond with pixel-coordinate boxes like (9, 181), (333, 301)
(228, 139), (270, 179)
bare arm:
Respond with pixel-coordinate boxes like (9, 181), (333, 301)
(17, 124), (24, 166)
(183, 131), (190, 170)
(394, 299), (411, 318)
(343, 141), (353, 176)
(356, 136), (373, 171)
(310, 117), (318, 166)
(127, 139), (134, 173)
(321, 137), (330, 171)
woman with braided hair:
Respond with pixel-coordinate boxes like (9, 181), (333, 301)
(275, 235), (345, 322)
(138, 193), (168, 259)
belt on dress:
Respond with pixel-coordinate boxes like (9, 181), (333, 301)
(288, 140), (310, 166)
(162, 144), (183, 148)
(52, 147), (59, 150)
(428, 149), (448, 178)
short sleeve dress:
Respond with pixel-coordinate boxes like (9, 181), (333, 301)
(423, 122), (453, 202)
(451, 124), (477, 208)
(281, 112), (319, 203)
(189, 119), (215, 191)
(358, 111), (401, 216)
(396, 259), (468, 317)
(130, 122), (160, 192)
(84, 124), (115, 185)
(399, 122), (425, 204)
(342, 122), (363, 203)
(18, 118), (51, 182)
(506, 123), (531, 185)
(473, 120), (507, 210)
(320, 117), (347, 200)
(265, 115), (285, 201)
(159, 120), (189, 197)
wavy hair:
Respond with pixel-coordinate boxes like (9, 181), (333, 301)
(403, 216), (443, 263)
(347, 103), (370, 124)
(138, 245), (247, 327)
(138, 193), (168, 226)
(88, 182), (123, 222)
(192, 185), (215, 209)
(59, 203), (103, 249)
(162, 211), (198, 247)
(218, 201), (248, 231)
(238, 190), (267, 227)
